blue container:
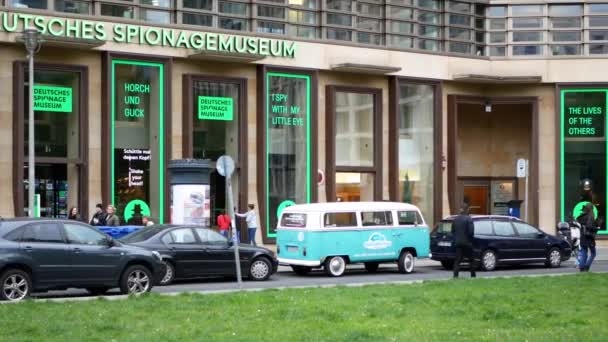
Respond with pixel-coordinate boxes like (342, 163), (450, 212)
(98, 226), (143, 239)
(507, 200), (524, 219)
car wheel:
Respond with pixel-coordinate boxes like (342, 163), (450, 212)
(398, 251), (415, 274)
(440, 260), (454, 270)
(546, 247), (562, 268)
(249, 257), (272, 281)
(291, 265), (311, 276)
(364, 262), (379, 273)
(120, 265), (153, 295)
(86, 287), (110, 296)
(0, 269), (32, 302)
(325, 256), (346, 277)
(159, 260), (175, 286)
(481, 250), (497, 271)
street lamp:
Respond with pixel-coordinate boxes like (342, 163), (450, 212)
(21, 29), (43, 217)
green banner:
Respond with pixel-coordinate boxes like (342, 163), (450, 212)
(198, 96), (233, 121)
(34, 85), (72, 112)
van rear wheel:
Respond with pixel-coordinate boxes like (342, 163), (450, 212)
(325, 256), (346, 277)
(364, 262), (379, 273)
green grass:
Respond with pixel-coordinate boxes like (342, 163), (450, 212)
(1, 274), (607, 342)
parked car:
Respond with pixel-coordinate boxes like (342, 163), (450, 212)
(120, 225), (278, 285)
(0, 218), (164, 302)
(430, 215), (571, 271)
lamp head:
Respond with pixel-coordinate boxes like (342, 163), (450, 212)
(22, 29), (42, 53)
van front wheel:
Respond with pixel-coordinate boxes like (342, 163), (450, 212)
(325, 256), (346, 277)
(398, 251), (415, 274)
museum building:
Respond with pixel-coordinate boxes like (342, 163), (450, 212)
(1, 0), (607, 244)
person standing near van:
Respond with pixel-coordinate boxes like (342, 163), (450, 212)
(236, 204), (257, 246)
(217, 210), (231, 238)
(578, 202), (598, 272)
(452, 203), (477, 278)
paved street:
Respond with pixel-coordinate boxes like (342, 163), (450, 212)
(32, 252), (608, 300)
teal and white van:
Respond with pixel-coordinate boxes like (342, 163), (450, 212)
(276, 202), (430, 277)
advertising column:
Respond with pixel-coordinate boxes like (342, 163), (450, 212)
(111, 60), (164, 225)
(561, 89), (607, 235)
(265, 72), (311, 239)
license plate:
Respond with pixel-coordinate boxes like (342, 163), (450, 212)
(438, 241), (451, 247)
(287, 246), (299, 253)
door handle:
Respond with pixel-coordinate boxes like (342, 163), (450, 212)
(73, 247), (82, 254)
(23, 246), (33, 252)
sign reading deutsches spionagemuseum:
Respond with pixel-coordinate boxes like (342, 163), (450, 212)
(33, 85), (72, 112)
(0, 11), (297, 58)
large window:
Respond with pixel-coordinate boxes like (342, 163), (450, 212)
(395, 81), (436, 226)
(110, 59), (165, 225)
(264, 71), (312, 239)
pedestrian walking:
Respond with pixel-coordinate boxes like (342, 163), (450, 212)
(452, 203), (478, 278)
(577, 202), (599, 272)
(217, 210), (231, 238)
(142, 216), (155, 227)
(90, 203), (106, 226)
(105, 205), (121, 226)
(236, 204), (257, 246)
(68, 207), (81, 221)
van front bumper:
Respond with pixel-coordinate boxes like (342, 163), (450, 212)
(278, 258), (321, 267)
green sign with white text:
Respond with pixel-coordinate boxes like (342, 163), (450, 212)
(563, 91), (605, 138)
(198, 96), (233, 121)
(33, 85), (72, 112)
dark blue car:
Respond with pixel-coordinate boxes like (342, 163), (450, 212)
(430, 215), (571, 271)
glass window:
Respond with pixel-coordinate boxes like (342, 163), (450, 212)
(590, 44), (608, 54)
(493, 221), (515, 237)
(324, 212), (357, 227)
(449, 14), (471, 27)
(418, 0), (439, 10)
(358, 17), (381, 31)
(280, 213), (307, 228)
(513, 222), (540, 238)
(420, 25), (440, 38)
(140, 9), (171, 23)
(512, 45), (543, 56)
(512, 17), (543, 29)
(397, 211), (421, 225)
(195, 228), (226, 244)
(357, 32), (382, 45)
(327, 28), (352, 41)
(361, 211), (393, 226)
(589, 16), (608, 27)
(289, 25), (319, 38)
(449, 1), (470, 13)
(258, 5), (285, 18)
(590, 30), (608, 41)
(100, 3), (134, 18)
(488, 46), (506, 56)
(8, 0), (47, 9)
(511, 5), (543, 16)
(449, 27), (471, 40)
(397, 83), (434, 225)
(489, 32), (506, 43)
(64, 224), (107, 245)
(549, 5), (582, 17)
(161, 233), (173, 244)
(183, 12), (213, 27)
(326, 0), (351, 11)
(389, 35), (414, 48)
(335, 92), (374, 167)
(489, 18), (505, 30)
(55, 0), (90, 14)
(474, 221), (493, 236)
(219, 1), (248, 15)
(590, 4), (608, 14)
(418, 11), (440, 24)
(487, 6), (505, 17)
(433, 221), (452, 234)
(390, 21), (413, 34)
(289, 10), (317, 24)
(183, 0), (212, 10)
(336, 172), (374, 202)
(419, 39), (440, 51)
(513, 31), (542, 42)
(289, 0), (317, 9)
(120, 226), (165, 243)
(141, 0), (171, 8)
(168, 228), (197, 244)
(449, 41), (471, 53)
(552, 31), (580, 42)
(327, 13), (352, 26)
(388, 6), (412, 20)
(357, 2), (382, 16)
(219, 17), (248, 30)
(22, 223), (63, 243)
(257, 21), (286, 34)
(551, 17), (581, 29)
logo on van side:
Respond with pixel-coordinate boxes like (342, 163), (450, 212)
(363, 233), (393, 250)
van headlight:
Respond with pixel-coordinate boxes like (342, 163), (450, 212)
(151, 251), (162, 261)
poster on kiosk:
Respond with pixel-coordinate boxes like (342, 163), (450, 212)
(171, 184), (211, 227)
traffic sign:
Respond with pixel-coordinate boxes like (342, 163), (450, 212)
(216, 155), (235, 177)
(516, 159), (527, 178)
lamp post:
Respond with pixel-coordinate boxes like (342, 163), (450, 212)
(21, 29), (42, 217)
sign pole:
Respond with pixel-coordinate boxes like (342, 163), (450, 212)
(524, 159), (529, 222)
(219, 156), (242, 288)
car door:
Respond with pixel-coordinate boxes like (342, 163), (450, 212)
(63, 223), (124, 284)
(491, 219), (519, 260)
(162, 228), (207, 277)
(19, 222), (72, 285)
(195, 228), (234, 275)
(512, 222), (547, 259)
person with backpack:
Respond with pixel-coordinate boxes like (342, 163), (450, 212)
(577, 202), (599, 272)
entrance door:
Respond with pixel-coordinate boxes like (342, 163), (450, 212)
(24, 164), (70, 218)
(463, 185), (489, 215)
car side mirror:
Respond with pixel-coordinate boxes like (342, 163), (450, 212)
(227, 239), (234, 247)
(537, 232), (545, 238)
(107, 236), (115, 247)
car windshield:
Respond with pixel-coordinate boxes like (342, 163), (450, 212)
(120, 226), (166, 243)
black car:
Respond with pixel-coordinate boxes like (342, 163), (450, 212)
(120, 225), (278, 285)
(430, 215), (572, 271)
(0, 218), (164, 301)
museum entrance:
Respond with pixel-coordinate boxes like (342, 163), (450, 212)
(449, 96), (538, 224)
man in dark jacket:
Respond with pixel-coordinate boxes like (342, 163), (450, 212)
(89, 203), (107, 226)
(577, 203), (598, 272)
(452, 203), (477, 278)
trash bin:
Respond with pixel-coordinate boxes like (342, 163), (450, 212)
(507, 200), (524, 219)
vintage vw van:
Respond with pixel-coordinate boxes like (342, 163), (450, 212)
(276, 202), (430, 277)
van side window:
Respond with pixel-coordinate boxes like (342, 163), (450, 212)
(361, 211), (393, 226)
(397, 211), (420, 225)
(324, 212), (357, 228)
(280, 213), (307, 228)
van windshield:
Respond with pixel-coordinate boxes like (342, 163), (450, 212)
(281, 213), (307, 228)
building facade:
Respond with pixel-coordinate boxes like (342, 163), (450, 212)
(1, 0), (607, 243)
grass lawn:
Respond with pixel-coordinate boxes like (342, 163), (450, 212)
(1, 273), (606, 341)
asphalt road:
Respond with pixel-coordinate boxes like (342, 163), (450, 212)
(32, 258), (608, 300)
